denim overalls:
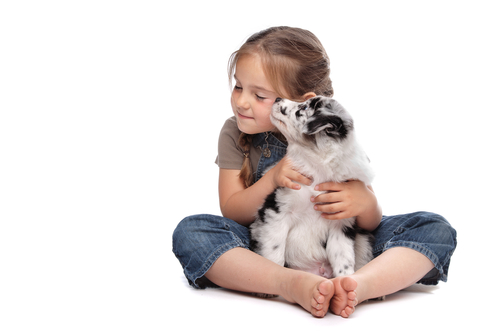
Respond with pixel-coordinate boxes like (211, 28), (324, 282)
(172, 132), (457, 289)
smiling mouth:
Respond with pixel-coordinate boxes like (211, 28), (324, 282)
(237, 112), (253, 119)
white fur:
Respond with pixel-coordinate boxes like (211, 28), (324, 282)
(250, 97), (375, 279)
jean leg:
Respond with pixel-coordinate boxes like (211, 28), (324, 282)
(372, 211), (457, 285)
(172, 214), (251, 289)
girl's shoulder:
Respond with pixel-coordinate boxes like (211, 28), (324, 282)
(219, 116), (240, 141)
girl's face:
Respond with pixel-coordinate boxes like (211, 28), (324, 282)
(231, 54), (281, 134)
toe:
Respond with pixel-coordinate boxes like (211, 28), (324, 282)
(341, 277), (358, 292)
(319, 279), (334, 294)
(312, 301), (323, 311)
(313, 309), (326, 318)
(347, 291), (357, 300)
(314, 293), (325, 305)
(340, 306), (355, 318)
(312, 280), (334, 317)
(312, 304), (327, 318)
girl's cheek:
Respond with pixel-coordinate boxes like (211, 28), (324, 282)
(230, 93), (239, 110)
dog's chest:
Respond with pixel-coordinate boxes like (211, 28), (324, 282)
(277, 185), (320, 216)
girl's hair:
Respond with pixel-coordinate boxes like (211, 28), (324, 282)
(228, 26), (334, 188)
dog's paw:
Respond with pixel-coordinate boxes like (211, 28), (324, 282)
(252, 292), (279, 298)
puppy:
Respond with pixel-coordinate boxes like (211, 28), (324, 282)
(250, 96), (375, 283)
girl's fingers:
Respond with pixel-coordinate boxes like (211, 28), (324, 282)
(314, 202), (342, 214)
(312, 191), (340, 204)
(296, 173), (313, 186)
(284, 171), (311, 189)
(314, 181), (344, 192)
(321, 211), (350, 220)
(281, 176), (301, 190)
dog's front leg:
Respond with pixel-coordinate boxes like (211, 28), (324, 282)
(326, 221), (357, 277)
(354, 232), (374, 271)
(254, 216), (290, 267)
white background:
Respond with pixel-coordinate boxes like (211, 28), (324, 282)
(1, 1), (499, 333)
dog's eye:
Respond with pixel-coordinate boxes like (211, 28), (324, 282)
(301, 105), (309, 111)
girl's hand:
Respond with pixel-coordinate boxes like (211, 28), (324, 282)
(311, 180), (381, 230)
(270, 156), (312, 190)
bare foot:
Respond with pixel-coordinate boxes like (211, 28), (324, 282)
(330, 276), (358, 318)
(281, 272), (334, 318)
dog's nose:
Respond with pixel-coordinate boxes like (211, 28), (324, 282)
(275, 97), (282, 103)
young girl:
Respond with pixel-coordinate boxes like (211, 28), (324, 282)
(172, 26), (457, 318)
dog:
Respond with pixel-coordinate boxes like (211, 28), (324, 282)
(250, 96), (375, 284)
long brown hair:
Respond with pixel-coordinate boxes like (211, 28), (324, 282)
(228, 26), (334, 187)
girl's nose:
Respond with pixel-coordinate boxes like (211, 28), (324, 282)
(236, 93), (250, 109)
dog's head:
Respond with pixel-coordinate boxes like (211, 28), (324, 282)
(271, 96), (354, 146)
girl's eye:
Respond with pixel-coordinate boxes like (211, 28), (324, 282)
(234, 85), (242, 90)
(255, 94), (265, 100)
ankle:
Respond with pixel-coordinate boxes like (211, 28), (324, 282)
(352, 273), (386, 303)
(350, 274), (368, 303)
(277, 268), (298, 301)
(279, 270), (312, 304)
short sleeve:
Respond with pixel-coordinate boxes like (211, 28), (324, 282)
(215, 117), (244, 170)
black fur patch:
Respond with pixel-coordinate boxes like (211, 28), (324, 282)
(306, 115), (349, 140)
(251, 190), (281, 253)
(357, 227), (375, 247)
(325, 116), (348, 139)
(308, 97), (323, 110)
(249, 238), (259, 252)
(342, 225), (356, 240)
(257, 189), (280, 222)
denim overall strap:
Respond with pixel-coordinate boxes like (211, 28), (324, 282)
(252, 132), (287, 183)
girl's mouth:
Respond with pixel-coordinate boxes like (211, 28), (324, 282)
(237, 112), (253, 119)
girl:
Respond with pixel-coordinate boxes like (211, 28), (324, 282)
(172, 26), (457, 318)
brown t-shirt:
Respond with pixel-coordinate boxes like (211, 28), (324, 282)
(215, 116), (261, 173)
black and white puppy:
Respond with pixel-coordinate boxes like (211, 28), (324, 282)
(250, 96), (375, 280)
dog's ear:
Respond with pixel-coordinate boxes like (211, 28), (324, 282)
(304, 100), (353, 140)
(305, 114), (349, 139)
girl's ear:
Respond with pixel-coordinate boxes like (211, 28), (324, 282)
(301, 92), (316, 101)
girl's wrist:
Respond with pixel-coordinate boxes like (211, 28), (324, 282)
(264, 165), (279, 190)
(356, 199), (382, 231)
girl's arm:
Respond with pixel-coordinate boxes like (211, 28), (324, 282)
(219, 157), (312, 226)
(218, 168), (275, 226)
(311, 181), (382, 231)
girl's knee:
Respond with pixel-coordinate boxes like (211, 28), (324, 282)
(173, 214), (213, 247)
(404, 211), (457, 249)
(172, 214), (250, 253)
(415, 211), (456, 235)
(174, 215), (201, 236)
